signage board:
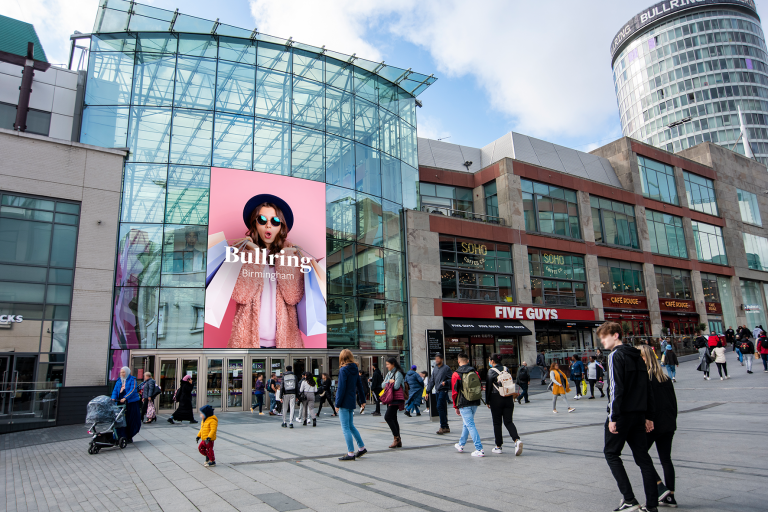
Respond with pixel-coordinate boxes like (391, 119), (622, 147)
(658, 299), (696, 312)
(426, 329), (445, 360)
(706, 302), (722, 315)
(602, 294), (648, 310)
(441, 302), (595, 321)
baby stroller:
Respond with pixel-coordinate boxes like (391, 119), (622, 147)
(86, 395), (127, 454)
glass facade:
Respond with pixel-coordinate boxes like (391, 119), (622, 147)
(737, 188), (762, 225)
(613, 6), (768, 164)
(743, 232), (768, 271)
(691, 221), (728, 264)
(655, 266), (692, 300)
(683, 171), (718, 216)
(598, 258), (645, 295)
(521, 179), (581, 239)
(740, 279), (767, 327)
(420, 183), (473, 213)
(646, 210), (688, 258)
(83, 3), (434, 360)
(484, 181), (499, 217)
(638, 156), (678, 204)
(528, 249), (588, 307)
(439, 236), (514, 303)
(590, 196), (639, 249)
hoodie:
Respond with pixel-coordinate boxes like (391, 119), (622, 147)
(451, 365), (481, 409)
(606, 344), (655, 423)
(197, 405), (218, 441)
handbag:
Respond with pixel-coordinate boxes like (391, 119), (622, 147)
(379, 382), (395, 404)
(596, 380), (604, 390)
(298, 391), (307, 403)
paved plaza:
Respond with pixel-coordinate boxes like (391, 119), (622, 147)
(3, 353), (767, 512)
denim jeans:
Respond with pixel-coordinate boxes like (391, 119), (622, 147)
(269, 392), (276, 411)
(762, 353), (768, 370)
(665, 365), (676, 379)
(459, 406), (483, 451)
(339, 407), (365, 453)
(437, 391), (449, 428)
(736, 348), (743, 362)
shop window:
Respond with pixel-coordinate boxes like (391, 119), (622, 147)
(598, 258), (644, 295)
(683, 171), (718, 216)
(521, 179), (581, 239)
(439, 236), (514, 303)
(420, 183), (474, 215)
(691, 221), (727, 265)
(528, 248), (587, 307)
(638, 155), (679, 205)
(590, 196), (639, 249)
(646, 210), (687, 258)
(700, 272), (720, 303)
(655, 266), (692, 299)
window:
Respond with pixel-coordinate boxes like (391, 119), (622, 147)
(484, 181), (499, 217)
(0, 102), (51, 136)
(590, 196), (639, 249)
(645, 210), (687, 258)
(737, 189), (762, 226)
(700, 272), (721, 303)
(521, 179), (580, 239)
(638, 155), (678, 205)
(439, 236), (513, 303)
(743, 233), (768, 272)
(420, 183), (473, 214)
(528, 249), (588, 307)
(598, 258), (644, 295)
(691, 221), (727, 265)
(683, 171), (718, 216)
(655, 266), (692, 300)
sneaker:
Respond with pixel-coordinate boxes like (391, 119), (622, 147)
(281, 423), (287, 428)
(706, 377), (711, 380)
(553, 410), (558, 413)
(573, 394), (580, 399)
(259, 412), (264, 415)
(720, 377), (724, 381)
(454, 443), (464, 453)
(355, 448), (367, 457)
(204, 461), (216, 467)
(747, 370), (753, 374)
(725, 376), (730, 379)
(672, 378), (676, 382)
(613, 498), (640, 511)
(471, 450), (485, 457)
(641, 507), (658, 512)
(492, 446), (502, 454)
(514, 440), (523, 456)
(659, 494), (677, 507)
(588, 396), (595, 400)
(404, 411), (411, 417)
(289, 424), (294, 429)
(568, 408), (575, 413)
(657, 482), (671, 501)
(371, 412), (381, 416)
(250, 407), (254, 413)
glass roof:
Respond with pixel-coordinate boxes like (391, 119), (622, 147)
(91, 0), (436, 97)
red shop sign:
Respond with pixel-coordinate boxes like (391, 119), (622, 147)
(706, 302), (722, 315)
(602, 293), (648, 310)
(658, 299), (696, 313)
(442, 302), (595, 321)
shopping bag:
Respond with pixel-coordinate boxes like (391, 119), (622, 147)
(206, 240), (228, 287)
(297, 267), (327, 336)
(208, 231), (226, 249)
(205, 259), (243, 328)
(581, 380), (588, 396)
(309, 259), (327, 302)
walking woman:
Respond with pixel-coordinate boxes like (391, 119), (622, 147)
(299, 372), (318, 426)
(711, 341), (730, 380)
(383, 357), (406, 448)
(168, 375), (197, 424)
(141, 372), (157, 423)
(698, 342), (712, 381)
(251, 373), (266, 415)
(335, 349), (367, 460)
(639, 344), (679, 508)
(486, 353), (523, 455)
(660, 345), (679, 382)
(405, 365), (424, 417)
(550, 362), (574, 413)
(111, 367), (142, 443)
(317, 373), (338, 416)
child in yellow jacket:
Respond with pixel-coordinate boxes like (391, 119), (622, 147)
(196, 405), (218, 467)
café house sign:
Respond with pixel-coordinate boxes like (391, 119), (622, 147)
(460, 242), (487, 267)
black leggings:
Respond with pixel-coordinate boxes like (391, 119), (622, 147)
(647, 430), (675, 492)
(385, 404), (400, 437)
(489, 395), (519, 446)
(715, 362), (728, 377)
(573, 378), (583, 396)
(316, 393), (335, 414)
(588, 379), (604, 397)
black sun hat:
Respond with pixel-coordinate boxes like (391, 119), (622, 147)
(242, 194), (295, 232)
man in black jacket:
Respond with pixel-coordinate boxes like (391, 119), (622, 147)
(597, 322), (659, 512)
(370, 362), (384, 416)
(516, 362), (530, 404)
(536, 351), (547, 384)
(725, 326), (736, 350)
(693, 332), (708, 350)
(426, 355), (453, 435)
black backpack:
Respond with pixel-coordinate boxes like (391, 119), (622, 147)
(761, 337), (768, 350)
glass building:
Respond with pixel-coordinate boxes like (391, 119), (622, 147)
(79, 0), (434, 410)
(611, 1), (768, 164)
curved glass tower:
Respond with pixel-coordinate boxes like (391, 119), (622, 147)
(611, 1), (768, 164)
(81, 0), (435, 362)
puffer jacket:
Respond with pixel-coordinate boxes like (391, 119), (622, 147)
(197, 411), (218, 441)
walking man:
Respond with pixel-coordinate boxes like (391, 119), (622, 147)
(536, 351), (547, 385)
(452, 353), (484, 457)
(516, 361), (530, 404)
(267, 373), (278, 415)
(281, 366), (297, 428)
(427, 354), (453, 435)
(597, 322), (659, 512)
(739, 336), (755, 373)
(370, 362), (384, 416)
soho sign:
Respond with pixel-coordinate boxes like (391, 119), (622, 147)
(0, 315), (23, 324)
(495, 306), (559, 320)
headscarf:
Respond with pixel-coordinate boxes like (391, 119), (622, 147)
(120, 366), (131, 384)
(182, 374), (192, 382)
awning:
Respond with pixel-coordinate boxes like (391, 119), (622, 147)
(444, 319), (532, 336)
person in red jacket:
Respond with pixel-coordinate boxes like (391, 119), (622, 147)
(757, 333), (768, 372)
(707, 333), (720, 351)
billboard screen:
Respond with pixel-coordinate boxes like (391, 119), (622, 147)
(203, 168), (327, 349)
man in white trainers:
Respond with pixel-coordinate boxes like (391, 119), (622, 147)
(451, 353), (485, 457)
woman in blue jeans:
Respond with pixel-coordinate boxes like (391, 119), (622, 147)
(335, 349), (367, 461)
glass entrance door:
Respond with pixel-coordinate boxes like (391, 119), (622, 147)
(226, 358), (244, 410)
(311, 357), (325, 379)
(181, 359), (199, 410)
(206, 359), (223, 409)
(158, 360), (177, 410)
(292, 357), (307, 377)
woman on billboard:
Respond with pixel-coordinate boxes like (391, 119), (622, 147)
(228, 194), (305, 349)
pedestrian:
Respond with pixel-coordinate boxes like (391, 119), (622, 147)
(739, 336), (755, 373)
(707, 332), (720, 352)
(111, 367), (142, 443)
(536, 351), (548, 384)
(596, 348), (606, 364)
(357, 370), (369, 414)
(404, 365), (424, 417)
(370, 362), (384, 417)
(570, 355), (585, 400)
(295, 373), (307, 424)
(757, 331), (768, 372)
(168, 374), (197, 424)
(486, 353), (523, 456)
(281, 365), (297, 428)
(639, 345), (678, 508)
(251, 373), (266, 415)
(698, 342), (712, 381)
(274, 383), (283, 415)
(266, 373), (278, 415)
(693, 331), (708, 350)
(382, 357), (406, 448)
(316, 372), (338, 416)
(426, 354), (453, 435)
(587, 356), (606, 398)
(452, 352), (484, 457)
(550, 363), (574, 413)
(335, 349), (367, 461)
(596, 322), (658, 512)
(516, 361), (531, 404)
(725, 326), (736, 349)
(660, 345), (679, 382)
(299, 372), (317, 426)
(140, 372), (157, 424)
(196, 404), (218, 467)
(753, 325), (763, 340)
(711, 341), (730, 380)
(420, 371), (430, 412)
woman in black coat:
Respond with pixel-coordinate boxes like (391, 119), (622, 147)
(316, 373), (337, 416)
(168, 375), (197, 424)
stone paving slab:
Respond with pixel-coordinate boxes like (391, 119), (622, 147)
(2, 351), (767, 511)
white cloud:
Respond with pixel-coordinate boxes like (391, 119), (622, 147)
(416, 113), (450, 142)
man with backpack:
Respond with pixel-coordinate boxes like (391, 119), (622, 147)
(266, 373), (278, 415)
(486, 353), (523, 456)
(757, 332), (768, 372)
(571, 355), (585, 400)
(451, 353), (484, 457)
(281, 366), (297, 428)
(738, 336), (755, 374)
(516, 361), (531, 404)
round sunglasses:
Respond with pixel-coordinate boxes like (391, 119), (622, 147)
(255, 214), (282, 227)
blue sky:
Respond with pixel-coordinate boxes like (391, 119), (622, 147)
(5, 0), (768, 152)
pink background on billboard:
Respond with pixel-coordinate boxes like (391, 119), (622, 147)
(204, 168), (327, 348)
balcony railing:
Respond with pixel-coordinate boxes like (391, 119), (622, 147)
(421, 205), (505, 225)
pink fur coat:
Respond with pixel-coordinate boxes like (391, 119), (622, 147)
(227, 243), (305, 349)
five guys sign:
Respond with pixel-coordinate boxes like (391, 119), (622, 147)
(442, 303), (596, 321)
